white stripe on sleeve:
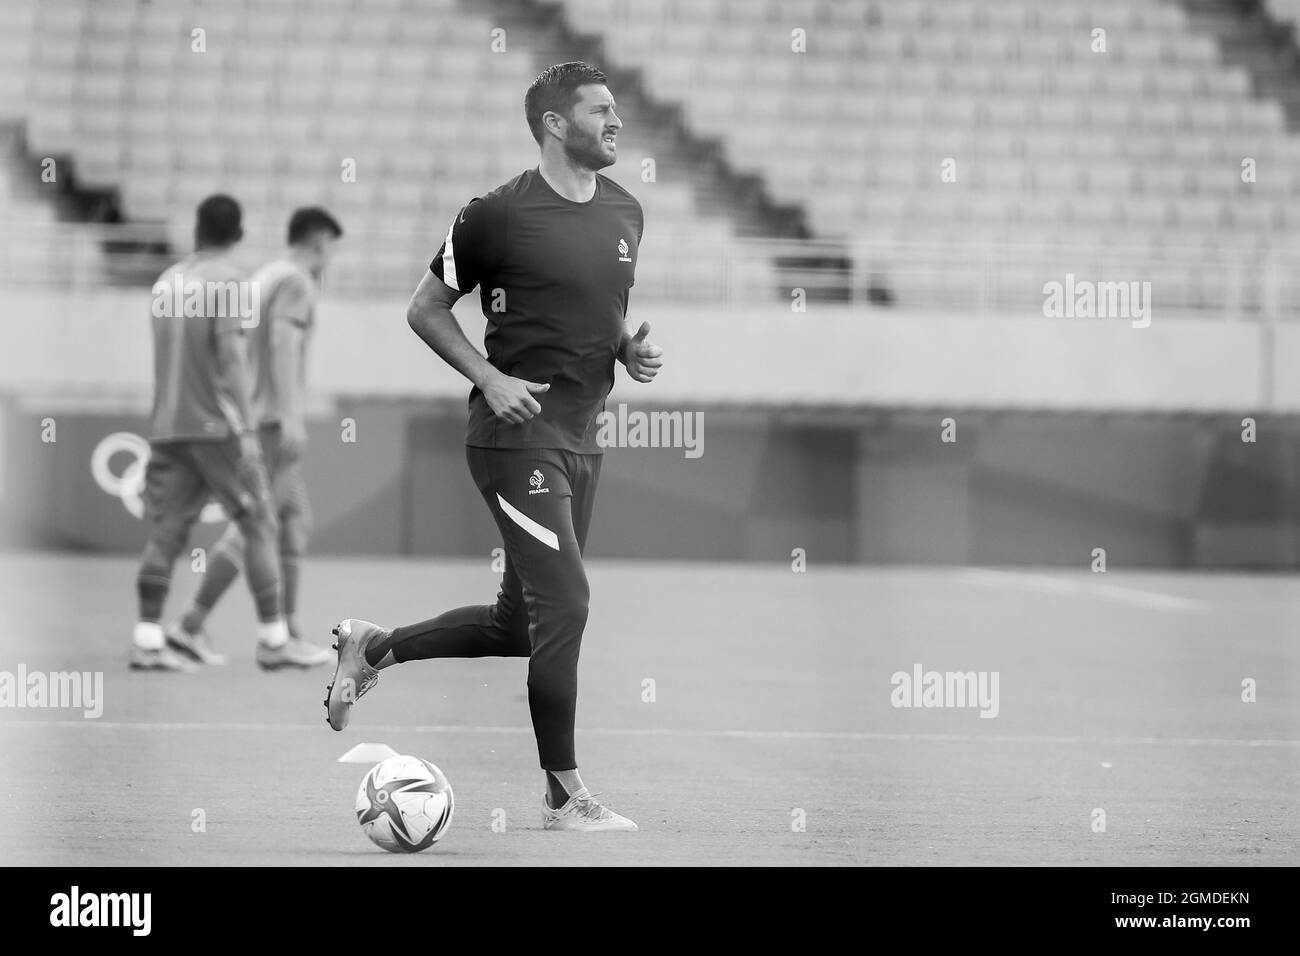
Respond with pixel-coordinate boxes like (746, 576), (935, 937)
(441, 218), (458, 292)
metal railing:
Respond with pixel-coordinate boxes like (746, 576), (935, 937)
(0, 218), (1293, 318)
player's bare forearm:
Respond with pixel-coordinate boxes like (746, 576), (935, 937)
(407, 272), (498, 390)
(271, 323), (305, 432)
(408, 302), (499, 389)
(407, 272), (550, 423)
(214, 330), (256, 433)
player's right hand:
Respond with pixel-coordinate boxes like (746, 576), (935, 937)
(483, 373), (549, 424)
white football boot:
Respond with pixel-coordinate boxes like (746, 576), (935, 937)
(324, 618), (387, 730)
(542, 789), (638, 832)
(257, 636), (334, 670)
(165, 623), (228, 666)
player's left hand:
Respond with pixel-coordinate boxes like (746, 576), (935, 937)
(622, 321), (663, 383)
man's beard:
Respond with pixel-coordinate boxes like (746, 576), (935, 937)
(564, 127), (615, 171)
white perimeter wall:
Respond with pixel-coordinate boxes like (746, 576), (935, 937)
(0, 287), (1290, 413)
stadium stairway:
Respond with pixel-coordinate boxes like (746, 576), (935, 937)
(552, 0), (1300, 314)
(0, 122), (66, 286)
(0, 126), (173, 289)
(470, 0), (810, 239)
(11, 0), (1300, 311)
(0, 121), (171, 289)
(1182, 0), (1300, 122)
(474, 0), (862, 299)
(10, 0), (777, 299)
(1186, 0), (1300, 129)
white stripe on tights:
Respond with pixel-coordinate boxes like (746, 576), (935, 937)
(496, 493), (560, 550)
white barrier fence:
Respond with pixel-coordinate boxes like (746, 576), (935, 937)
(0, 219), (1295, 318)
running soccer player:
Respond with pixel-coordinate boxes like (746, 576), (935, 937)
(132, 195), (293, 671)
(169, 207), (343, 670)
(324, 63), (663, 832)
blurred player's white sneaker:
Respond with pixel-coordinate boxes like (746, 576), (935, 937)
(129, 643), (198, 673)
(257, 636), (333, 670)
(165, 623), (227, 666)
(324, 618), (386, 731)
(541, 789), (638, 832)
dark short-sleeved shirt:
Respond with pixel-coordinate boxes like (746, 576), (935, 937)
(148, 253), (249, 443)
(430, 167), (643, 453)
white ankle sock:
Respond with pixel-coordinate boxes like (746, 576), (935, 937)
(257, 619), (289, 648)
(134, 621), (165, 651)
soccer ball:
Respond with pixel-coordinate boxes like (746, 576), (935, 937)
(355, 754), (454, 853)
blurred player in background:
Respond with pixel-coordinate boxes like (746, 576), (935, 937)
(170, 207), (344, 670)
(324, 63), (663, 831)
(132, 195), (290, 672)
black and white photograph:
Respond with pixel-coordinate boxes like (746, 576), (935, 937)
(0, 0), (1294, 919)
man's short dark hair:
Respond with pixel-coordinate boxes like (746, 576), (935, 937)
(194, 194), (242, 248)
(287, 206), (344, 245)
(524, 62), (608, 146)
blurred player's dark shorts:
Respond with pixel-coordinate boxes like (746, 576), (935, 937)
(143, 435), (274, 526)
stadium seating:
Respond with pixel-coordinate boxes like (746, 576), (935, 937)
(8, 0), (1300, 312)
(17, 0), (734, 297)
(560, 0), (1300, 313)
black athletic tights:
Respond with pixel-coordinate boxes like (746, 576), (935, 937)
(374, 446), (601, 771)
